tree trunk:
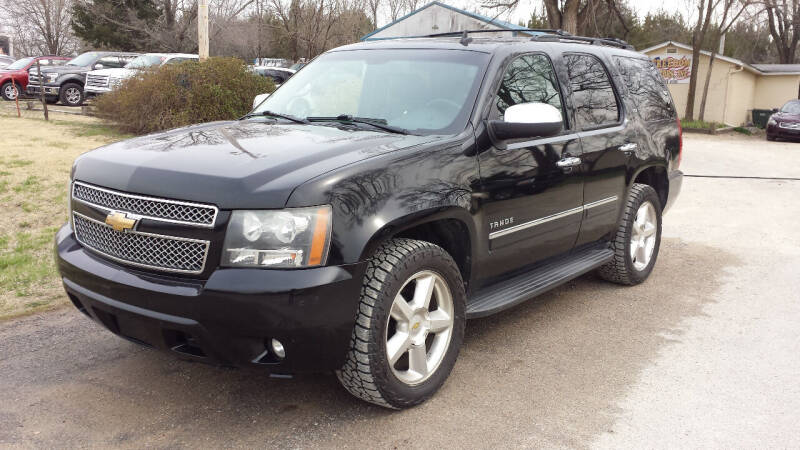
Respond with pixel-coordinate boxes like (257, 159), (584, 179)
(685, 0), (713, 120)
(698, 51), (716, 122)
(562, 0), (579, 34)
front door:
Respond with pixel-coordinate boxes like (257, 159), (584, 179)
(476, 53), (584, 279)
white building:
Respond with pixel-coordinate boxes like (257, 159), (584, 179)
(362, 1), (531, 41)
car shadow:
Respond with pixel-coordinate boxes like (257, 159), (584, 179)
(0, 237), (739, 448)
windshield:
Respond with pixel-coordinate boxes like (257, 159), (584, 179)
(781, 101), (800, 115)
(126, 54), (166, 69)
(5, 57), (33, 70)
(252, 49), (489, 135)
(67, 52), (100, 67)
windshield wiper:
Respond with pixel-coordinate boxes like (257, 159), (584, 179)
(306, 115), (410, 135)
(242, 110), (309, 124)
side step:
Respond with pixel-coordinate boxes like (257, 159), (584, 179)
(466, 245), (614, 318)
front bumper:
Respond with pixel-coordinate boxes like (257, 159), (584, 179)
(84, 86), (111, 95)
(55, 224), (366, 373)
(26, 85), (60, 96)
(767, 123), (800, 140)
(663, 169), (683, 214)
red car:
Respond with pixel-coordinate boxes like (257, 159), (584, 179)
(1, 56), (70, 101)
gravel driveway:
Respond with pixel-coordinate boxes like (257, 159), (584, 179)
(1, 133), (798, 448)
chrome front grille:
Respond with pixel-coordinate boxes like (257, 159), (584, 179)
(86, 74), (109, 87)
(73, 213), (209, 274)
(28, 73), (40, 85)
(72, 182), (218, 227)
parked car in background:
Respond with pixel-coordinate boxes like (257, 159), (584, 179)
(288, 61), (307, 71)
(27, 51), (139, 106)
(84, 53), (198, 96)
(767, 100), (800, 141)
(1, 56), (70, 101)
(254, 57), (291, 68)
(0, 55), (15, 69)
(253, 66), (295, 85)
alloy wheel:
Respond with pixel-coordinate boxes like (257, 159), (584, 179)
(65, 87), (81, 105)
(630, 200), (657, 271)
(4, 84), (17, 100)
(385, 270), (454, 385)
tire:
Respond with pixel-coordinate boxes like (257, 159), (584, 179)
(337, 238), (466, 409)
(1, 82), (21, 101)
(597, 183), (662, 285)
(59, 82), (84, 107)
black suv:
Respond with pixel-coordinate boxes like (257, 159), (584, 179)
(56, 31), (682, 409)
(27, 51), (138, 106)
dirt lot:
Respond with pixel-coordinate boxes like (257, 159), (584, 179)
(0, 131), (798, 448)
(0, 108), (127, 319)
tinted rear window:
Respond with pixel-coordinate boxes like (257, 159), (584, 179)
(614, 56), (676, 122)
(564, 54), (620, 129)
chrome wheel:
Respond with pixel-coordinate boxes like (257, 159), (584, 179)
(3, 84), (17, 100)
(385, 270), (454, 386)
(630, 200), (657, 271)
(65, 87), (81, 105)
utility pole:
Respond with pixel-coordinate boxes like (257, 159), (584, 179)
(198, 0), (209, 61)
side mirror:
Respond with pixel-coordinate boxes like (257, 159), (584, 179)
(252, 93), (270, 109)
(488, 103), (563, 145)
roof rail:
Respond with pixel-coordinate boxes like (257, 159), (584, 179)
(420, 28), (634, 50)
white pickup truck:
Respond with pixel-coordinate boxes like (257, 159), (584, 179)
(84, 53), (198, 96)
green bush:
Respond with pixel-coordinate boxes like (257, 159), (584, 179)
(95, 57), (274, 135)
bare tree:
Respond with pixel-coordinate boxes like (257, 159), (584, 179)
(699, 0), (749, 121)
(685, 0), (717, 120)
(0, 0), (79, 56)
(387, 0), (403, 21)
(762, 0), (799, 63)
(366, 0), (381, 27)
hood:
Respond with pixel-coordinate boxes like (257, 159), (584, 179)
(73, 120), (441, 209)
(773, 112), (800, 123)
(88, 67), (133, 78)
(35, 64), (90, 75)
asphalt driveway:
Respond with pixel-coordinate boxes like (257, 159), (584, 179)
(1, 133), (798, 448)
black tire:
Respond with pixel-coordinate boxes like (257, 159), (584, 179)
(597, 183), (662, 285)
(1, 81), (21, 101)
(59, 82), (84, 107)
(337, 238), (466, 409)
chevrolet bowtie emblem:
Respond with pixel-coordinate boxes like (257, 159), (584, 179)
(105, 212), (136, 232)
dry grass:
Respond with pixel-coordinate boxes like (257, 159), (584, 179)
(0, 108), (130, 320)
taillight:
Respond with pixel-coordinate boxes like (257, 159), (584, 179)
(676, 118), (683, 169)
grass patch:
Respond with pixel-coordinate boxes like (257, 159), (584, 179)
(7, 159), (34, 168)
(733, 126), (753, 136)
(681, 120), (720, 130)
(0, 112), (123, 320)
(13, 176), (42, 194)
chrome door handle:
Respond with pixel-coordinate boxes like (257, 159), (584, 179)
(619, 143), (638, 153)
(556, 156), (582, 168)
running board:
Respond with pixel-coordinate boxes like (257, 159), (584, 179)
(466, 246), (614, 318)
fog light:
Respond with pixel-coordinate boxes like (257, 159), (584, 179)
(271, 338), (286, 359)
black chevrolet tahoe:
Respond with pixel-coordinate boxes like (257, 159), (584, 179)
(27, 51), (138, 106)
(56, 31), (683, 409)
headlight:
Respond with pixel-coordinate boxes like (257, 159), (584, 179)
(47, 73), (59, 83)
(768, 116), (777, 126)
(222, 206), (332, 268)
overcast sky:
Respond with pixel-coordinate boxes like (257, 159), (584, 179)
(387, 0), (694, 28)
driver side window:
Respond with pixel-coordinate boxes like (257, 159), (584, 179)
(493, 54), (565, 126)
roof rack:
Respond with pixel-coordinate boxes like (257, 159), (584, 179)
(421, 28), (634, 50)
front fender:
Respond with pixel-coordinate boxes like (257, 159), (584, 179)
(286, 133), (480, 267)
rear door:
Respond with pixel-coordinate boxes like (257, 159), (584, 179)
(561, 53), (633, 246)
(477, 52), (584, 278)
